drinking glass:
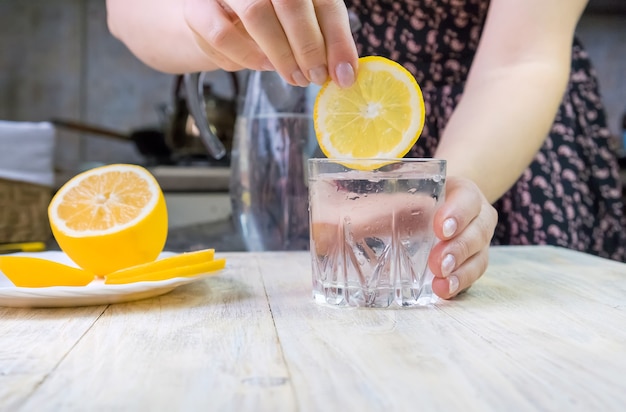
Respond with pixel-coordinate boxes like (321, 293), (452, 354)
(308, 158), (446, 308)
(229, 71), (320, 251)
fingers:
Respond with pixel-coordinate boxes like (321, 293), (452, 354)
(234, 0), (356, 86)
(270, 0), (328, 85)
(431, 248), (490, 299)
(185, 0), (358, 87)
(225, 0), (305, 85)
(429, 176), (498, 299)
(184, 0), (272, 71)
(432, 177), (483, 242)
(314, 0), (359, 87)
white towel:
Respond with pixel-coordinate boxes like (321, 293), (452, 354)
(0, 120), (56, 187)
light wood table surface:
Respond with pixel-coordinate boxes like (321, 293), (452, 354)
(1, 246), (625, 411)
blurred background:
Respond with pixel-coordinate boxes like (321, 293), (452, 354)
(0, 0), (625, 253)
(0, 0), (245, 252)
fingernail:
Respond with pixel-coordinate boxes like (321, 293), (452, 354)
(292, 70), (309, 87)
(449, 275), (459, 295)
(443, 218), (457, 238)
(441, 254), (455, 277)
(336, 62), (355, 88)
(309, 65), (328, 85)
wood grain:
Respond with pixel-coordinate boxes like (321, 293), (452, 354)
(0, 246), (624, 411)
(0, 306), (106, 410)
(13, 254), (295, 411)
(258, 247), (625, 411)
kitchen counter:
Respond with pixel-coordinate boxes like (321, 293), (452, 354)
(55, 165), (231, 193)
(149, 165), (231, 192)
(165, 218), (246, 252)
(1, 246), (625, 410)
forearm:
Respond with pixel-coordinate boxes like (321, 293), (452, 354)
(435, 61), (570, 203)
(106, 0), (218, 73)
(435, 0), (587, 204)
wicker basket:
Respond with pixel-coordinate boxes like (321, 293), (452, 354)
(0, 178), (52, 244)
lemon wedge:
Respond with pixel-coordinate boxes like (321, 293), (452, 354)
(0, 248), (225, 287)
(0, 256), (94, 287)
(104, 258), (226, 285)
(105, 248), (216, 281)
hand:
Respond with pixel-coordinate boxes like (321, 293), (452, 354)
(428, 176), (498, 299)
(182, 0), (359, 87)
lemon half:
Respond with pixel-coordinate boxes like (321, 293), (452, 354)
(48, 164), (168, 276)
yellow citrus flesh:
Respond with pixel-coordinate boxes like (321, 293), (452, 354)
(314, 56), (425, 163)
(104, 258), (226, 285)
(0, 256), (94, 287)
(48, 164), (168, 276)
(105, 248), (215, 280)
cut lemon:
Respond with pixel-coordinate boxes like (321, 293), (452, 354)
(314, 56), (425, 160)
(48, 164), (168, 276)
(0, 256), (94, 287)
(105, 248), (215, 281)
(104, 258), (226, 285)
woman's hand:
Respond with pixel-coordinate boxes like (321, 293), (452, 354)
(428, 176), (497, 299)
(182, 0), (359, 87)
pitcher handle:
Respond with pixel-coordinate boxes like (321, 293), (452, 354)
(183, 72), (227, 159)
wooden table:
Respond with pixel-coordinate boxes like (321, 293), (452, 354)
(1, 246), (625, 411)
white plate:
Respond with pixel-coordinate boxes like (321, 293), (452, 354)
(0, 251), (222, 308)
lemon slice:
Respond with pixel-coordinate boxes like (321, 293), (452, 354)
(0, 256), (94, 287)
(314, 56), (425, 160)
(105, 248), (215, 281)
(104, 258), (226, 285)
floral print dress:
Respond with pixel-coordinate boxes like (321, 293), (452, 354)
(345, 0), (626, 261)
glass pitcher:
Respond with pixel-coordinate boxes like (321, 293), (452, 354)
(185, 70), (320, 251)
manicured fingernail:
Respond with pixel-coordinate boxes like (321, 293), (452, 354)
(309, 65), (328, 85)
(441, 254), (455, 277)
(292, 70), (309, 87)
(443, 218), (457, 238)
(336, 62), (355, 88)
(449, 275), (459, 295)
